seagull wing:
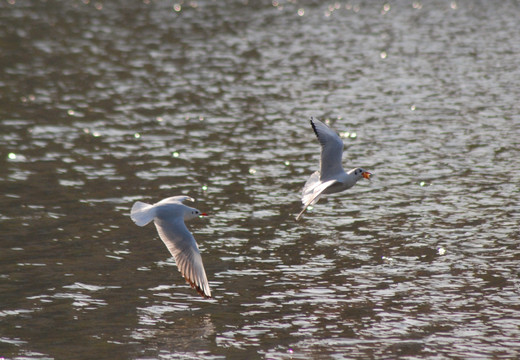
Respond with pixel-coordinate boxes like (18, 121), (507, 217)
(157, 196), (195, 206)
(153, 217), (211, 298)
(310, 117), (345, 180)
(301, 170), (321, 205)
(296, 179), (337, 220)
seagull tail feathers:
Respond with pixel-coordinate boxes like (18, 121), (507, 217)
(130, 201), (156, 226)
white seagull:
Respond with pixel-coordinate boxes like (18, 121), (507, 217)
(296, 117), (372, 220)
(130, 195), (211, 298)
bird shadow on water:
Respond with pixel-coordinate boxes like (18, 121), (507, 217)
(129, 312), (218, 358)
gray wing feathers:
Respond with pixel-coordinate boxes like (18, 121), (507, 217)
(296, 179), (338, 220)
(310, 118), (345, 179)
(154, 218), (211, 298)
(301, 170), (321, 205)
(157, 196), (195, 205)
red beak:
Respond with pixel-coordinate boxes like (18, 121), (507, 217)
(362, 171), (372, 180)
(200, 213), (208, 217)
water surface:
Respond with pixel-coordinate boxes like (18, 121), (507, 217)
(1, 0), (520, 359)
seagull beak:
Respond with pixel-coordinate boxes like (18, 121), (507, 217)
(362, 171), (372, 180)
(199, 213), (208, 217)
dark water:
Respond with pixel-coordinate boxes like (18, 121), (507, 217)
(1, 0), (520, 359)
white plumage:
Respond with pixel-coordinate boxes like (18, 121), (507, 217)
(130, 196), (211, 298)
(297, 118), (372, 220)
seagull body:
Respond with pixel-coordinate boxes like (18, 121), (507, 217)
(130, 196), (211, 299)
(296, 118), (372, 220)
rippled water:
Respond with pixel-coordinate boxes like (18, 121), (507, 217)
(1, 0), (520, 359)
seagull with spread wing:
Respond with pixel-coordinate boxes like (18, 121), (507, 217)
(130, 195), (211, 298)
(296, 117), (372, 220)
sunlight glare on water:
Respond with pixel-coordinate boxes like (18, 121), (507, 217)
(0, 0), (520, 359)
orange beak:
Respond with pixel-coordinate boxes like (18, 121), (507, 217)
(362, 171), (372, 180)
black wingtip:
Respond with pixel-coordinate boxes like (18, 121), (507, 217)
(310, 117), (319, 138)
(195, 286), (212, 299)
(185, 277), (212, 299)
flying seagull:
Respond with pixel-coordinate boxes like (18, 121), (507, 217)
(297, 117), (372, 220)
(130, 195), (211, 298)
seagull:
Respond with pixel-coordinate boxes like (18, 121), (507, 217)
(130, 195), (211, 299)
(296, 117), (372, 220)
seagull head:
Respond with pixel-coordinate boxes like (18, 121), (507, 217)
(351, 167), (372, 180)
(184, 207), (208, 221)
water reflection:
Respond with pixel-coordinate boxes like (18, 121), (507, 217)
(1, 0), (520, 359)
